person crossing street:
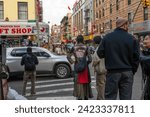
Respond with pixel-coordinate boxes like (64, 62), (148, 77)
(21, 47), (39, 96)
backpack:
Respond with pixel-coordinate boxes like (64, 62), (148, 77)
(74, 45), (87, 73)
(24, 54), (35, 71)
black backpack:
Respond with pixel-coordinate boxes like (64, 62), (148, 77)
(24, 54), (35, 71)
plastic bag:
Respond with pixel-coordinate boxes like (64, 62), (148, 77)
(7, 87), (27, 100)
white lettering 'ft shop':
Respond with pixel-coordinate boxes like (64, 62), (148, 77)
(0, 26), (32, 35)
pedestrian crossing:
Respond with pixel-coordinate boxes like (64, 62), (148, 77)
(25, 76), (96, 100)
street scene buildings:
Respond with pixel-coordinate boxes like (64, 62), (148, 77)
(1, 0), (150, 48)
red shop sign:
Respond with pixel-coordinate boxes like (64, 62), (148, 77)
(0, 26), (32, 35)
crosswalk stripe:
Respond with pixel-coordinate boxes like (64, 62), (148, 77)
(27, 76), (95, 85)
(26, 80), (96, 89)
(36, 96), (76, 100)
(27, 78), (73, 85)
(26, 76), (96, 97)
(26, 86), (95, 96)
(26, 88), (73, 96)
(26, 82), (73, 89)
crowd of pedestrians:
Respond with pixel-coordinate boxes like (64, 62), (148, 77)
(67, 17), (150, 100)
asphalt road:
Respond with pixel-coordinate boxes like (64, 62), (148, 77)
(8, 65), (143, 100)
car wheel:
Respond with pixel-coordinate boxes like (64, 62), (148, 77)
(55, 64), (70, 78)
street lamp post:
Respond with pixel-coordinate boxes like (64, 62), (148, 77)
(35, 0), (40, 47)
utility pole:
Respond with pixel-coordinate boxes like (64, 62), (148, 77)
(35, 0), (40, 46)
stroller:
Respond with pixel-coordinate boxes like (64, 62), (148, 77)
(140, 50), (150, 100)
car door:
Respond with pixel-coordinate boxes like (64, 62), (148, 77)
(32, 48), (52, 73)
(7, 48), (26, 72)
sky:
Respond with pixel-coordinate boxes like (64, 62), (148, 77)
(42, 0), (76, 25)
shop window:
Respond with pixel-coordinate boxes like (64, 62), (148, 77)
(18, 2), (28, 20)
(143, 7), (148, 21)
(0, 1), (4, 19)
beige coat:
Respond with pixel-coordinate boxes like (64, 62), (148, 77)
(92, 49), (107, 74)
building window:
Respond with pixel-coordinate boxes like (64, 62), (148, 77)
(128, 0), (131, 5)
(116, 0), (119, 10)
(18, 2), (28, 20)
(102, 8), (105, 17)
(128, 13), (132, 24)
(99, 24), (101, 32)
(143, 7), (148, 21)
(96, 0), (98, 7)
(0, 1), (4, 19)
(102, 22), (104, 31)
(99, 0), (101, 5)
(110, 20), (112, 29)
(96, 12), (98, 18)
(99, 10), (101, 18)
(110, 4), (112, 14)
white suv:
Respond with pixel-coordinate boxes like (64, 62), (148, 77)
(6, 47), (72, 79)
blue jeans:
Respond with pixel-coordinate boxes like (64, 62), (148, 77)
(105, 71), (133, 100)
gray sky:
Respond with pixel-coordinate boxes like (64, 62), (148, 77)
(42, 0), (76, 25)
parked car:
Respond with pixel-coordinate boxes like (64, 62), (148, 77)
(6, 47), (72, 79)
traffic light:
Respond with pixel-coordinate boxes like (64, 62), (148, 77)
(142, 0), (150, 7)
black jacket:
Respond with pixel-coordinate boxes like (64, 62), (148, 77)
(21, 52), (39, 71)
(97, 28), (140, 74)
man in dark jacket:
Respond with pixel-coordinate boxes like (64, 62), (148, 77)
(21, 47), (38, 96)
(97, 17), (140, 100)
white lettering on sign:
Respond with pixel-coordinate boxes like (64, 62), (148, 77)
(0, 25), (32, 35)
(0, 27), (32, 35)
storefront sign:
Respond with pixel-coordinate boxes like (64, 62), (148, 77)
(0, 22), (49, 36)
(0, 25), (32, 35)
